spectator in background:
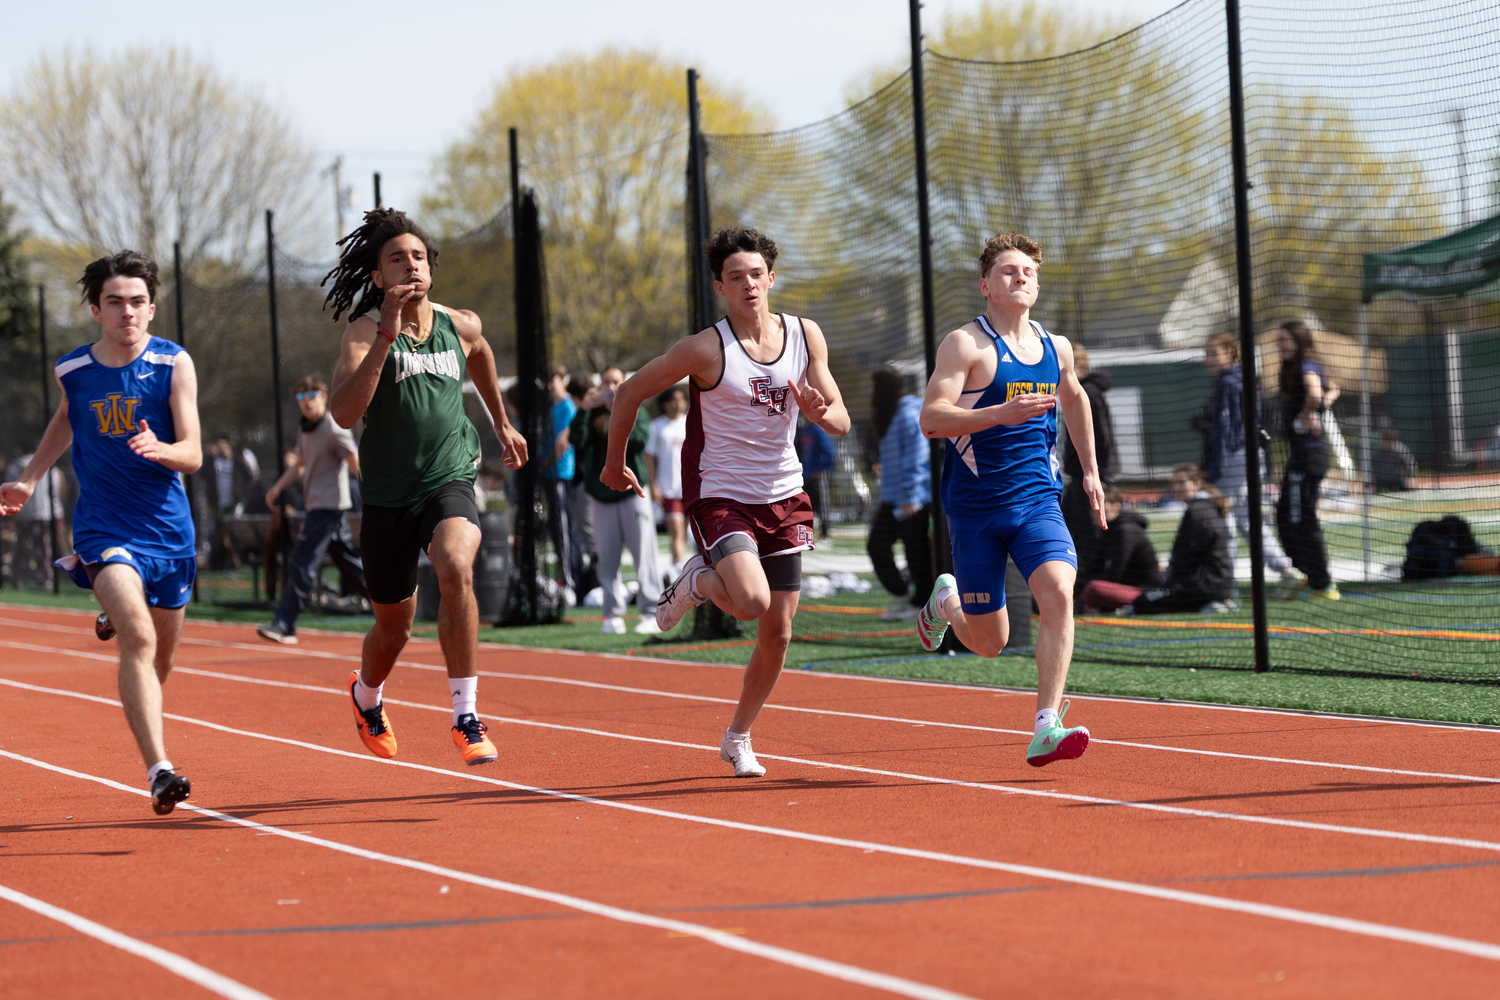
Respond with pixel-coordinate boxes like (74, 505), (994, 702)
(798, 418), (836, 538)
(1275, 319), (1339, 601)
(542, 363), (577, 603)
(1077, 486), (1159, 613)
(4, 443), (68, 587)
(204, 430), (257, 569)
(1480, 424), (1500, 471)
(1130, 463), (1233, 615)
(645, 385), (690, 572)
(570, 365), (661, 634)
(256, 375), (367, 644)
(866, 367), (932, 622)
(1374, 427), (1419, 491)
(565, 374), (598, 596)
(1061, 344), (1117, 578)
(1201, 331), (1298, 593)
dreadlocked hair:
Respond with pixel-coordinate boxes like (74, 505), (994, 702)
(321, 208), (440, 321)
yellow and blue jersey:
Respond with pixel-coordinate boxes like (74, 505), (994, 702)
(940, 317), (1063, 516)
(56, 337), (195, 560)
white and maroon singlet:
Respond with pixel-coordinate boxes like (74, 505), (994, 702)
(682, 314), (809, 506)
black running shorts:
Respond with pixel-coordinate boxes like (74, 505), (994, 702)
(359, 479), (481, 605)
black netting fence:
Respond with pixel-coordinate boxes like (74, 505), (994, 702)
(0, 203), (569, 621)
(700, 0), (1500, 683)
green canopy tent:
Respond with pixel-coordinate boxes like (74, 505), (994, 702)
(1356, 212), (1500, 578)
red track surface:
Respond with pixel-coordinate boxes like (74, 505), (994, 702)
(3, 604), (1500, 998)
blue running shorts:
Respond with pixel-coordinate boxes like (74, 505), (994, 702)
(58, 545), (197, 609)
(946, 497), (1077, 616)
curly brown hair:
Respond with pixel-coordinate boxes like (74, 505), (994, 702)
(979, 232), (1043, 277)
(705, 227), (778, 280)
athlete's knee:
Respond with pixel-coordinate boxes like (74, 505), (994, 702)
(434, 558), (474, 595)
(729, 591), (771, 621)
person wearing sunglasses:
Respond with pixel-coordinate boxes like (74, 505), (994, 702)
(257, 375), (367, 644)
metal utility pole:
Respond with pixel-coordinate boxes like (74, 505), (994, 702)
(373, 172), (382, 210)
(331, 156), (346, 239)
(37, 285), (60, 593)
(264, 211), (287, 472)
(1227, 0), (1271, 674)
(1451, 108), (1470, 227)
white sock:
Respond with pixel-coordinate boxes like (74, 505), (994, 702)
(723, 728), (749, 745)
(353, 675), (383, 711)
(935, 586), (957, 621)
(147, 760), (174, 784)
(1034, 709), (1059, 735)
(451, 676), (478, 724)
(687, 563), (708, 601)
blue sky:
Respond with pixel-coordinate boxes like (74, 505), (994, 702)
(4, 0), (1181, 220)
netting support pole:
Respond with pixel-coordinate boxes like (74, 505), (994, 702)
(908, 0), (953, 620)
(174, 240), (200, 603)
(1226, 0), (1270, 675)
(265, 210), (289, 601)
(37, 284), (60, 594)
(1359, 302), (1372, 582)
(686, 69), (715, 334)
(373, 172), (382, 210)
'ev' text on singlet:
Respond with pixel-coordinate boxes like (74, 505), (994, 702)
(941, 316), (1064, 515)
(682, 314), (809, 506)
(56, 337), (195, 559)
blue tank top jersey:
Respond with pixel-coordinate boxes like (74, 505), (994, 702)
(941, 316), (1064, 516)
(57, 337), (196, 559)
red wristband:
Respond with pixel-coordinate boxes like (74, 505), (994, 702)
(377, 327), (397, 343)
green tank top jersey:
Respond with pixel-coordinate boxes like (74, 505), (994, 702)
(358, 306), (481, 508)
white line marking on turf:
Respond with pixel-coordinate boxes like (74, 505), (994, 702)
(0, 881), (277, 1000)
(7, 610), (1499, 735)
(5, 632), (1494, 786)
(0, 751), (975, 1000)
(5, 667), (1500, 856)
(5, 722), (1500, 966)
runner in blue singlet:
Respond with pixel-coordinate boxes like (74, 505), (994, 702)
(0, 251), (202, 815)
(917, 232), (1107, 767)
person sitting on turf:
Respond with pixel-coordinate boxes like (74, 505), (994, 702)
(1077, 486), (1159, 613)
(1129, 462), (1234, 615)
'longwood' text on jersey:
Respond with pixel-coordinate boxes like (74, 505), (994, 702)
(682, 314), (808, 505)
(941, 316), (1064, 515)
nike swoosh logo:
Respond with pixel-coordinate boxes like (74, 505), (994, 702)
(137, 371), (155, 379)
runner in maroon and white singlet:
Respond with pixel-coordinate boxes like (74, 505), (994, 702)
(601, 227), (850, 777)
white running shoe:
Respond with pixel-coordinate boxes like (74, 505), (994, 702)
(656, 554), (706, 631)
(600, 616), (626, 635)
(720, 732), (766, 777)
(633, 617), (663, 635)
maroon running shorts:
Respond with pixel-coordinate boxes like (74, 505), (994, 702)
(688, 493), (816, 563)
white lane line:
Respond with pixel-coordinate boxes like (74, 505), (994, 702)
(0, 881), (277, 1000)
(9, 671), (1500, 857)
(0, 751), (974, 1000)
(6, 721), (1500, 966)
(8, 610), (1500, 736)
(5, 666), (1500, 856)
(5, 633), (1494, 786)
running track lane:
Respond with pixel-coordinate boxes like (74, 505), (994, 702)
(3, 611), (1500, 996)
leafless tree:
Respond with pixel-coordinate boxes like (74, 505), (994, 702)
(0, 45), (320, 269)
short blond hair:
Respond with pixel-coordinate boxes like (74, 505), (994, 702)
(980, 232), (1043, 277)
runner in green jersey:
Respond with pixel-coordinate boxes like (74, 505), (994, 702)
(324, 209), (527, 767)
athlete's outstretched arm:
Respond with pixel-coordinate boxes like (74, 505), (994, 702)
(0, 388), (73, 516)
(920, 328), (1055, 438)
(600, 332), (720, 496)
(128, 353), (202, 473)
(450, 310), (527, 470)
(789, 318), (850, 437)
(1054, 336), (1107, 530)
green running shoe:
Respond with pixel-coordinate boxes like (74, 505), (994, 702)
(918, 573), (955, 652)
(1026, 698), (1090, 767)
